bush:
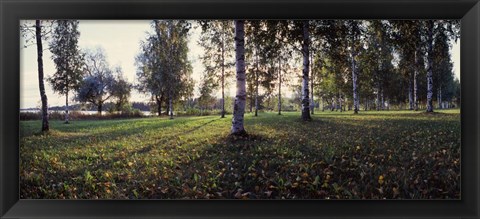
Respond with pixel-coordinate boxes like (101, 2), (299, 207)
(19, 111), (66, 121)
(20, 112), (41, 120)
(20, 110), (145, 121)
(185, 108), (203, 116)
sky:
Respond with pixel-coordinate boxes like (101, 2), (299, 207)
(19, 20), (461, 109)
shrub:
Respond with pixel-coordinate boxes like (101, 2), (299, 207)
(20, 112), (41, 120)
(20, 110), (145, 121)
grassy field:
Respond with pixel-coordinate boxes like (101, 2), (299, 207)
(20, 109), (461, 199)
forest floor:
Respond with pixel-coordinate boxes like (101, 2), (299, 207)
(20, 109), (460, 199)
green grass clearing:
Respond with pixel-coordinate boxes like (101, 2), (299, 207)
(20, 109), (461, 199)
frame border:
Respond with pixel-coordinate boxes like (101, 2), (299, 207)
(1, 0), (479, 218)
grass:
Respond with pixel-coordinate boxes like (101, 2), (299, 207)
(19, 109), (461, 199)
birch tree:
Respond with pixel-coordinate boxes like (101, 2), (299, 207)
(272, 20), (315, 117)
(162, 20), (193, 119)
(136, 29), (166, 116)
(276, 45), (293, 115)
(321, 20), (350, 112)
(20, 20), (52, 131)
(412, 22), (426, 111)
(198, 21), (234, 118)
(432, 27), (454, 109)
(357, 22), (382, 111)
(310, 48), (316, 114)
(364, 20), (395, 111)
(197, 74), (216, 113)
(425, 20), (435, 112)
(309, 20), (333, 114)
(136, 20), (193, 118)
(346, 20), (363, 114)
(231, 20), (247, 135)
(301, 20), (312, 121)
(392, 20), (423, 110)
(245, 21), (263, 117)
(35, 20), (49, 131)
(270, 21), (291, 116)
(49, 20), (83, 124)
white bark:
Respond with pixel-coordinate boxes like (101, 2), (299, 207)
(414, 51), (419, 111)
(278, 59), (282, 115)
(36, 20), (49, 131)
(376, 86), (381, 111)
(339, 93), (343, 112)
(65, 89), (69, 124)
(221, 25), (226, 118)
(321, 97), (324, 112)
(231, 20), (247, 135)
(408, 80), (413, 110)
(426, 21), (434, 112)
(381, 90), (385, 110)
(351, 48), (359, 114)
(169, 96), (173, 119)
(331, 97), (335, 111)
(254, 51), (259, 117)
(438, 87), (442, 109)
(301, 21), (311, 120)
(310, 51), (315, 115)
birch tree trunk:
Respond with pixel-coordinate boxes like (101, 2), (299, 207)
(221, 29), (226, 118)
(339, 93), (343, 112)
(351, 48), (359, 114)
(278, 59), (282, 115)
(408, 76), (413, 110)
(331, 97), (335, 111)
(65, 89), (69, 124)
(156, 95), (162, 116)
(310, 52), (314, 115)
(169, 96), (174, 119)
(381, 89), (385, 110)
(63, 56), (70, 124)
(157, 99), (162, 116)
(426, 21), (434, 113)
(231, 20), (247, 135)
(301, 20), (312, 121)
(321, 97), (324, 112)
(414, 51), (419, 111)
(249, 96), (253, 113)
(376, 84), (381, 111)
(438, 87), (442, 109)
(345, 97), (349, 111)
(36, 20), (49, 132)
(254, 51), (259, 117)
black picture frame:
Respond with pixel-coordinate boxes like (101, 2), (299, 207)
(1, 0), (479, 218)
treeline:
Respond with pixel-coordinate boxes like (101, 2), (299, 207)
(140, 20), (460, 120)
(23, 20), (459, 133)
(194, 20), (460, 118)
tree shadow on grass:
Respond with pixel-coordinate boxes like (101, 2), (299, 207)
(22, 117), (219, 151)
(185, 114), (461, 199)
(179, 118), (220, 135)
(20, 113), (461, 199)
(57, 117), (224, 176)
(343, 111), (459, 118)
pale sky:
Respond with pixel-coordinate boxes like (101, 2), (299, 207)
(20, 20), (461, 109)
